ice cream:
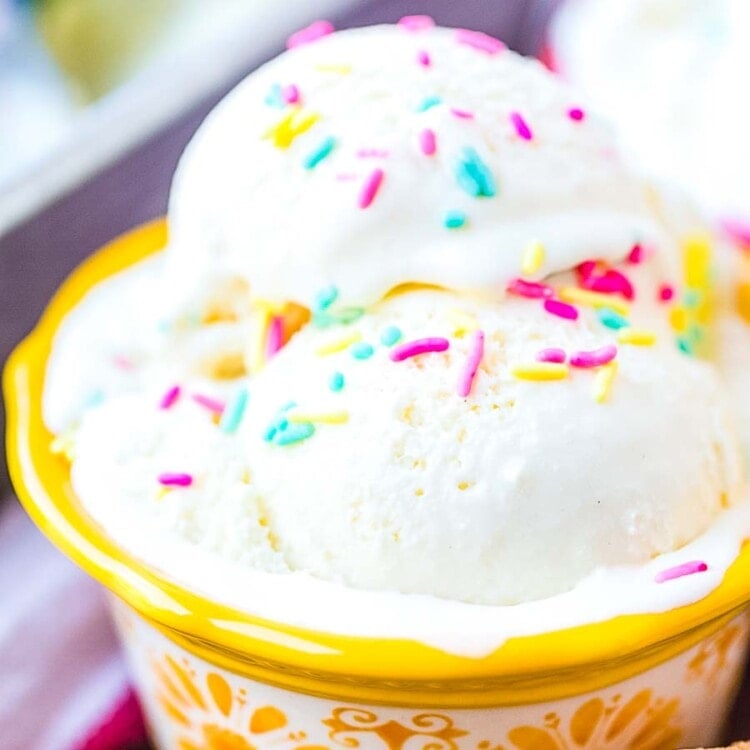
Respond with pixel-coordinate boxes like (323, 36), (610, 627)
(44, 23), (750, 629)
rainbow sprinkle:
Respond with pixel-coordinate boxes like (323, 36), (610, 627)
(417, 95), (442, 112)
(304, 136), (336, 169)
(315, 285), (338, 311)
(316, 331), (362, 356)
(451, 107), (475, 119)
(264, 83), (284, 108)
(627, 244), (645, 264)
(398, 15), (435, 31)
(570, 345), (617, 368)
(329, 371), (345, 392)
(351, 342), (375, 360)
(220, 387), (249, 434)
(266, 315), (284, 359)
(282, 84), (301, 104)
(358, 168), (385, 209)
(543, 299), (579, 321)
(159, 384), (181, 410)
(655, 560), (708, 584)
(419, 128), (437, 156)
(567, 107), (585, 122)
(390, 337), (450, 361)
(521, 240), (545, 276)
(456, 147), (496, 198)
(597, 307), (630, 330)
(158, 472), (193, 487)
(659, 284), (675, 302)
(511, 363), (569, 381)
(455, 28), (505, 55)
(191, 393), (225, 415)
(593, 361), (618, 403)
(417, 50), (431, 67)
(265, 109), (319, 149)
(380, 326), (403, 346)
(457, 330), (485, 397)
(290, 410), (349, 424)
(444, 210), (467, 229)
(286, 20), (333, 49)
(509, 111), (533, 140)
(559, 287), (630, 316)
(275, 423), (315, 446)
(508, 278), (553, 299)
(536, 348), (566, 364)
(617, 329), (656, 346)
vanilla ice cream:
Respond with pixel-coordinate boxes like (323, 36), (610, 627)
(44, 23), (749, 623)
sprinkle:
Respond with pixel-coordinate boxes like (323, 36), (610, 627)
(380, 326), (403, 346)
(266, 315), (284, 359)
(358, 168), (385, 209)
(390, 337), (450, 361)
(316, 331), (362, 356)
(676, 336), (694, 356)
(511, 363), (569, 381)
(419, 128), (437, 156)
(351, 342), (374, 360)
(265, 109), (320, 149)
(417, 50), (431, 67)
(444, 210), (467, 229)
(84, 390), (104, 409)
(580, 268), (634, 300)
(509, 111), (533, 141)
(721, 216), (750, 247)
(159, 384), (181, 410)
(627, 243), (645, 264)
(536, 348), (566, 364)
(329, 371), (345, 391)
(275, 422), (315, 446)
(593, 361), (618, 403)
(264, 83), (284, 108)
(457, 330), (485, 397)
(507, 278), (553, 299)
(289, 411), (349, 424)
(568, 107), (586, 122)
(398, 15), (435, 31)
(543, 299), (579, 321)
(655, 560), (708, 584)
(570, 345), (617, 368)
(559, 287), (630, 316)
(158, 473), (193, 487)
(282, 84), (301, 104)
(315, 306), (366, 328)
(659, 284), (675, 302)
(220, 387), (249, 434)
(455, 28), (505, 55)
(356, 148), (390, 158)
(598, 307), (630, 330)
(304, 136), (336, 169)
(521, 240), (545, 276)
(456, 147), (496, 198)
(191, 393), (225, 414)
(451, 107), (475, 119)
(286, 20), (333, 48)
(315, 285), (338, 311)
(617, 329), (656, 346)
(417, 95), (442, 112)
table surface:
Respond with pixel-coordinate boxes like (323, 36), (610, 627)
(1, 0), (748, 745)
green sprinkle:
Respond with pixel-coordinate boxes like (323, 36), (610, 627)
(444, 210), (467, 229)
(683, 289), (702, 309)
(276, 422), (315, 446)
(329, 371), (345, 392)
(304, 136), (337, 169)
(351, 342), (374, 360)
(686, 323), (703, 344)
(220, 387), (249, 434)
(336, 307), (365, 324)
(455, 147), (496, 198)
(676, 336), (695, 356)
(380, 326), (403, 346)
(315, 285), (339, 311)
(597, 307), (630, 330)
(417, 95), (442, 112)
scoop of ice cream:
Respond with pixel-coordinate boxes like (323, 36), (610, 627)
(166, 23), (663, 316)
(549, 0), (750, 225)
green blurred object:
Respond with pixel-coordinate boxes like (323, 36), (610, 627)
(32, 0), (182, 102)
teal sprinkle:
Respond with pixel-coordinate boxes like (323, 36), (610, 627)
(686, 324), (703, 344)
(351, 342), (374, 360)
(380, 326), (403, 346)
(683, 289), (702, 309)
(276, 422), (315, 446)
(597, 307), (630, 330)
(313, 312), (335, 328)
(220, 387), (249, 434)
(676, 336), (695, 356)
(264, 83), (284, 108)
(263, 425), (277, 442)
(281, 401), (297, 412)
(304, 136), (337, 170)
(443, 210), (467, 229)
(417, 95), (442, 112)
(455, 147), (496, 198)
(329, 371), (345, 392)
(315, 285), (339, 311)
(84, 390), (104, 409)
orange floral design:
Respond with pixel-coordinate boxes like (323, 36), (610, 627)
(687, 617), (747, 687)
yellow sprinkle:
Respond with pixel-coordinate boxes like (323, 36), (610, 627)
(521, 240), (545, 276)
(737, 282), (750, 325)
(669, 306), (688, 332)
(315, 330), (362, 356)
(289, 411), (349, 424)
(617, 329), (657, 346)
(264, 108), (320, 149)
(593, 361), (618, 404)
(558, 287), (630, 316)
(446, 308), (479, 337)
(510, 363), (569, 381)
(314, 64), (352, 74)
(683, 233), (712, 289)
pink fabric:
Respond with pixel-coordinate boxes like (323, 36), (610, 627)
(75, 689), (148, 750)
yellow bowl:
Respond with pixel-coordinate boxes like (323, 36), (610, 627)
(6, 220), (750, 749)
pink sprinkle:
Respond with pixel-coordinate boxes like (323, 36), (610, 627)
(358, 168), (385, 209)
(655, 560), (708, 584)
(536, 347), (566, 364)
(398, 15), (435, 32)
(282, 84), (301, 104)
(159, 385), (181, 410)
(582, 269), (635, 300)
(158, 472), (193, 488)
(417, 49), (431, 67)
(266, 315), (284, 358)
(507, 278), (554, 299)
(509, 111), (533, 141)
(721, 216), (750, 248)
(457, 330), (485, 397)
(627, 243), (645, 264)
(450, 107), (475, 120)
(390, 337), (450, 362)
(113, 355), (134, 371)
(544, 299), (579, 321)
(356, 148), (390, 158)
(570, 345), (617, 369)
(191, 393), (225, 415)
(286, 20), (333, 49)
(419, 128), (437, 156)
(568, 107), (586, 122)
(455, 28), (505, 55)
(659, 284), (675, 302)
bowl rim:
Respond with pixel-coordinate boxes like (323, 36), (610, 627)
(6, 219), (750, 703)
